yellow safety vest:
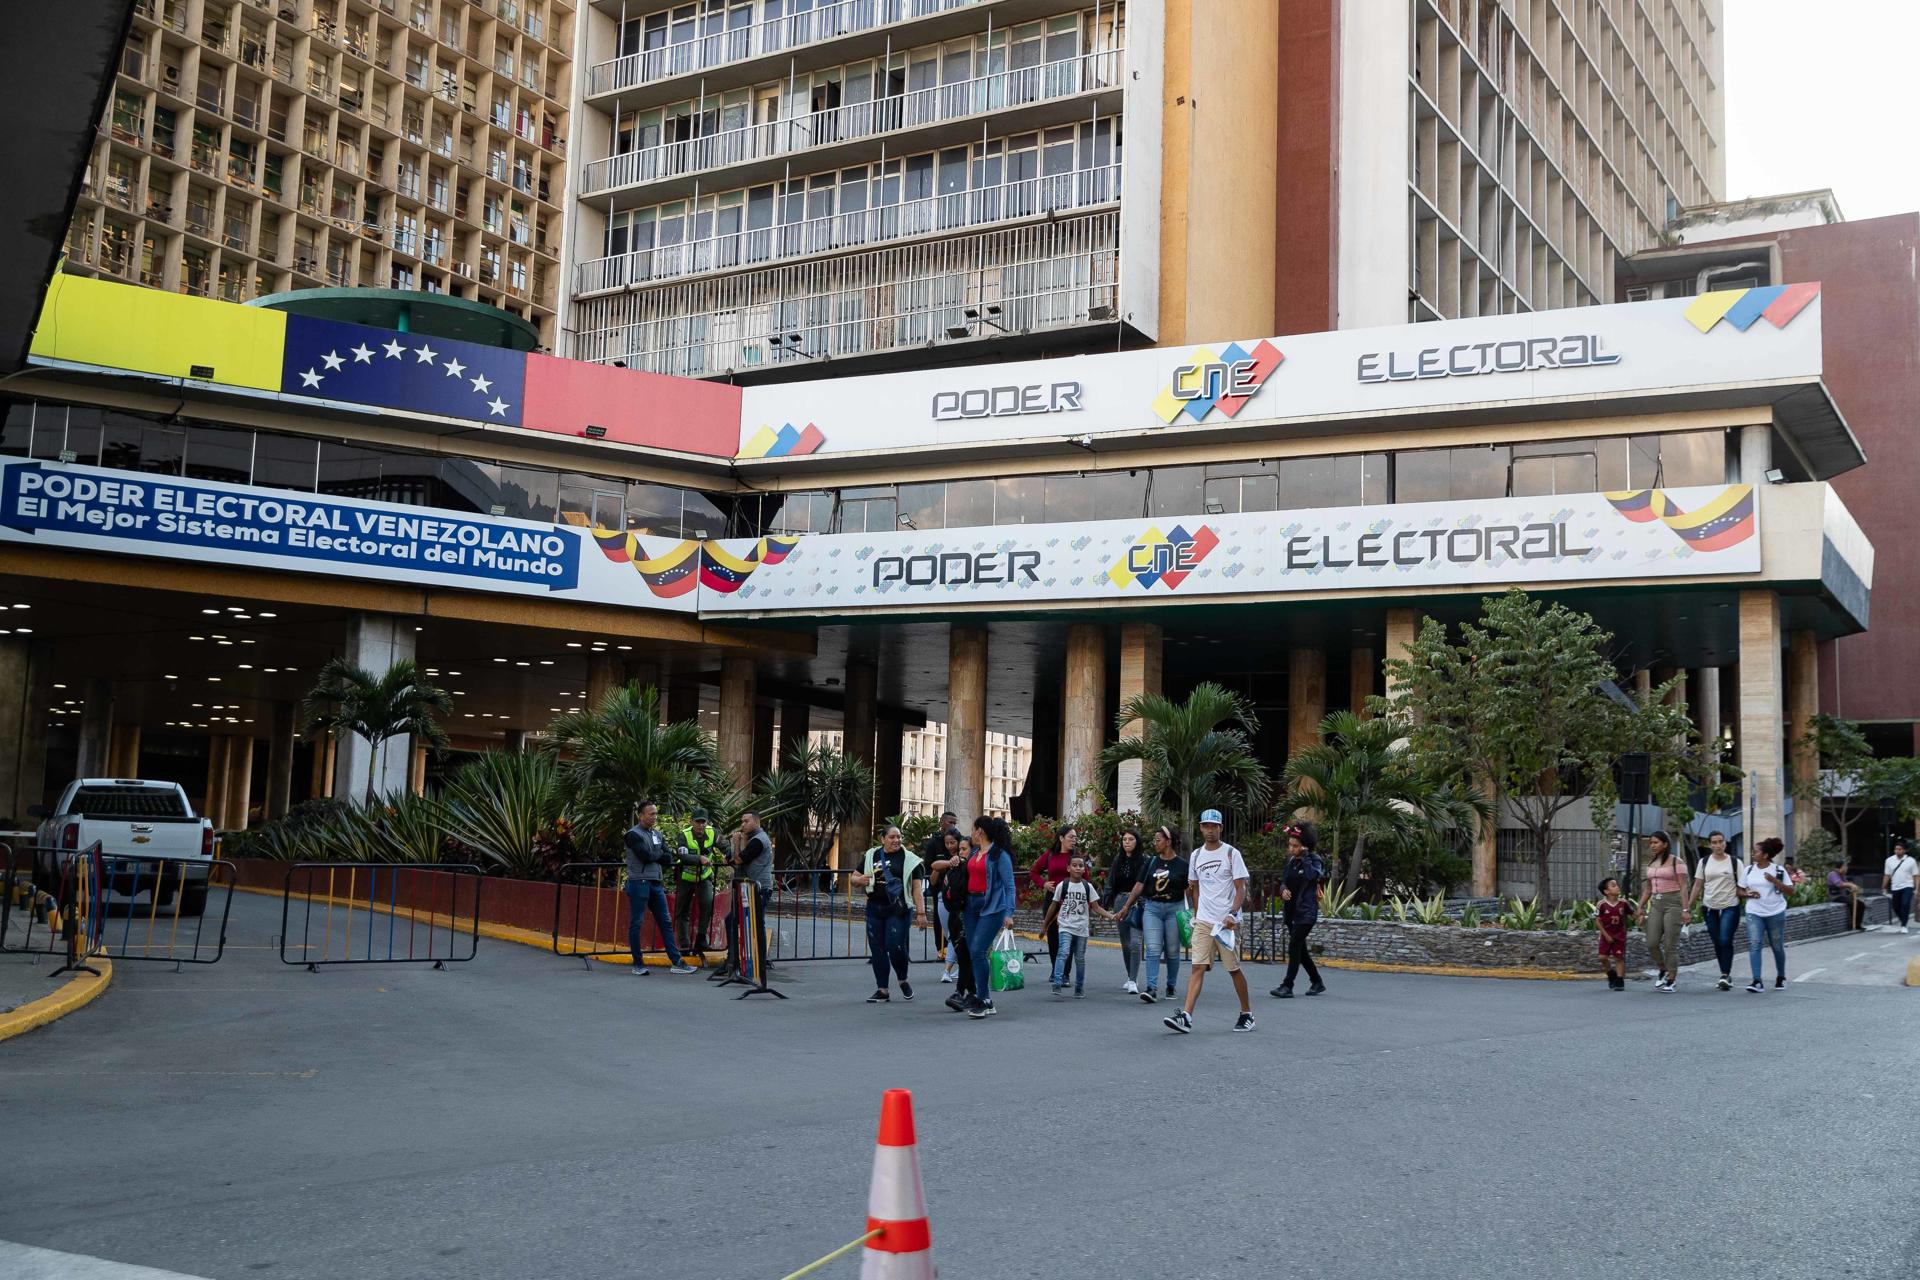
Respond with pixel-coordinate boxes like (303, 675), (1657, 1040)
(679, 826), (722, 882)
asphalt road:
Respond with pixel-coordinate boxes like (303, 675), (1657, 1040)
(2, 890), (1917, 1280)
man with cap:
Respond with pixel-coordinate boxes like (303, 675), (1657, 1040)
(1163, 809), (1255, 1034)
(672, 807), (726, 961)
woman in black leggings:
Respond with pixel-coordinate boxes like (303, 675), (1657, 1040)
(1270, 821), (1327, 998)
(929, 828), (976, 1012)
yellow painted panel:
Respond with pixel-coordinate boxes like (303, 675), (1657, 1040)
(29, 274), (285, 390)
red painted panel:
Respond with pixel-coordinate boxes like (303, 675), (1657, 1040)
(521, 353), (741, 457)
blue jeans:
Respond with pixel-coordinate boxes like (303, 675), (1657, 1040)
(963, 895), (1001, 1003)
(626, 880), (683, 967)
(866, 901), (911, 990)
(1050, 932), (1087, 992)
(1142, 900), (1182, 992)
(1892, 887), (1913, 928)
(1747, 912), (1786, 983)
(1704, 905), (1742, 977)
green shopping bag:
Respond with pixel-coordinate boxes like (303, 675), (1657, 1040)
(1176, 908), (1194, 948)
(989, 927), (1025, 992)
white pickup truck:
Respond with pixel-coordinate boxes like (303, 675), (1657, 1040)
(32, 779), (217, 916)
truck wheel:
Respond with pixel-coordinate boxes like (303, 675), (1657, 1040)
(178, 883), (208, 917)
(154, 879), (176, 907)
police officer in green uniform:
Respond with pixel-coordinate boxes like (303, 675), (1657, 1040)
(672, 808), (725, 960)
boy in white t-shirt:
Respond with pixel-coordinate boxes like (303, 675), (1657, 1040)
(1163, 810), (1256, 1034)
(1042, 854), (1117, 997)
(1885, 838), (1916, 935)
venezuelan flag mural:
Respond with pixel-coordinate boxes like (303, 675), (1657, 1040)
(1605, 485), (1755, 553)
(561, 512), (798, 600)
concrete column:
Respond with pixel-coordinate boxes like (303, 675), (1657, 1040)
(1288, 648), (1327, 758)
(873, 717), (903, 823)
(717, 655), (756, 791)
(76, 678), (114, 778)
(1116, 622), (1162, 811)
(841, 657), (878, 860)
(945, 627), (988, 821)
(223, 736), (254, 832)
(1694, 667), (1724, 763)
(1350, 648), (1376, 719)
(1059, 624), (1107, 815)
(204, 736), (232, 827)
(622, 658), (660, 693)
(666, 678), (701, 724)
(1738, 590), (1788, 848)
(265, 702), (295, 821)
(1739, 423), (1773, 484)
(1384, 608), (1419, 703)
(585, 652), (622, 709)
(308, 730), (332, 800)
(502, 727), (528, 753)
(0, 639), (50, 822)
(778, 700), (811, 770)
(751, 700), (777, 783)
(106, 725), (142, 778)
(1788, 629), (1819, 844)
(409, 740), (429, 796)
(1633, 667), (1653, 704)
(332, 614), (416, 804)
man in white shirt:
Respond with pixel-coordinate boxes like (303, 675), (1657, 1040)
(1163, 810), (1256, 1034)
(1885, 838), (1916, 935)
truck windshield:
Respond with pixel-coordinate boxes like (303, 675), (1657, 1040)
(69, 786), (189, 820)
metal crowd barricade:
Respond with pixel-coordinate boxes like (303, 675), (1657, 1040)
(279, 862), (483, 970)
(550, 862), (733, 965)
(760, 867), (941, 966)
(88, 852), (235, 966)
(2, 842), (104, 973)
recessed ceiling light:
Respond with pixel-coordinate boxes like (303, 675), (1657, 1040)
(202, 609), (219, 615)
(52, 683), (65, 690)
(414, 626), (424, 632)
(15, 628), (30, 635)
(10, 604), (27, 610)
(238, 664), (253, 670)
(617, 645), (632, 651)
(493, 658), (507, 663)
(566, 642), (581, 648)
(164, 673), (178, 679)
(258, 612), (276, 618)
(226, 606), (244, 612)
(284, 666), (296, 672)
(241, 639), (255, 645)
(448, 670), (461, 676)
(264, 667), (278, 673)
(538, 660), (553, 665)
(218, 640), (233, 646)
(190, 635), (205, 641)
(234, 614), (253, 621)
(453, 690), (466, 696)
(515, 661), (530, 667)
(208, 677), (221, 682)
(211, 634), (226, 640)
(192, 703), (204, 708)
(462, 713), (474, 718)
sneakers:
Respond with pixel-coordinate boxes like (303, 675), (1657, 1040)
(1164, 985), (1177, 1000)
(1655, 978), (1674, 993)
(1305, 981), (1327, 997)
(1271, 985), (1294, 999)
(630, 964), (650, 975)
(866, 989), (890, 1003)
(944, 992), (968, 1012)
(1716, 976), (1731, 992)
(1122, 980), (1139, 995)
(1139, 988), (1158, 1004)
(1163, 1009), (1193, 1034)
(1073, 989), (1085, 999)
(900, 981), (914, 1001)
(1903, 925), (1912, 935)
(939, 968), (956, 983)
(965, 998), (997, 1019)
(1745, 980), (1765, 993)
(1233, 1012), (1257, 1032)
(1606, 973), (1624, 991)
(669, 963), (698, 975)
(1051, 984), (1067, 998)
(1775, 975), (1786, 989)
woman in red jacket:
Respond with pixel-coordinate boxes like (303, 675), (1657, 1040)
(1030, 825), (1077, 988)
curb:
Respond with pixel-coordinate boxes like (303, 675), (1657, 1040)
(0, 957), (113, 1043)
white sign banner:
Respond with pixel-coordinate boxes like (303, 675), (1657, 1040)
(736, 289), (1824, 459)
(697, 485), (1761, 612)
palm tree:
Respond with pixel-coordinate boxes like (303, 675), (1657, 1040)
(1282, 710), (1490, 894)
(542, 682), (723, 854)
(300, 658), (452, 806)
(761, 743), (874, 868)
(439, 749), (567, 879)
(1098, 682), (1272, 846)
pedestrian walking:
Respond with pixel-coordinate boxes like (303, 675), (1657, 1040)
(852, 825), (929, 1004)
(671, 807), (724, 962)
(1111, 825), (1188, 1004)
(1104, 827), (1147, 994)
(623, 801), (699, 975)
(1636, 831), (1689, 991)
(1740, 836), (1792, 991)
(1030, 826), (1077, 987)
(1042, 853), (1117, 997)
(1828, 859), (1870, 931)
(930, 828), (976, 1011)
(963, 815), (1017, 1019)
(1685, 831), (1744, 991)
(1269, 820), (1327, 999)
(719, 810), (775, 981)
(924, 811), (958, 978)
(1595, 877), (1636, 990)
(1163, 810), (1255, 1034)
(1885, 838), (1916, 935)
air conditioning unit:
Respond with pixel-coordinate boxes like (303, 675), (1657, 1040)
(455, 261), (474, 278)
(1625, 285), (1650, 302)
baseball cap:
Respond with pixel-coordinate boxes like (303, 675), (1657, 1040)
(690, 807), (710, 821)
(1198, 809), (1223, 825)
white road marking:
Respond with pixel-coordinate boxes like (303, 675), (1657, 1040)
(0, 1240), (214, 1279)
(1843, 952), (1872, 963)
(1794, 969), (1827, 982)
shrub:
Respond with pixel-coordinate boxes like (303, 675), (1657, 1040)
(1795, 828), (1844, 878)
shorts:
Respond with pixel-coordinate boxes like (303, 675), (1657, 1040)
(1189, 921), (1241, 972)
(1597, 934), (1625, 959)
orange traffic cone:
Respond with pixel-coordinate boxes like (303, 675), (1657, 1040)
(861, 1089), (934, 1279)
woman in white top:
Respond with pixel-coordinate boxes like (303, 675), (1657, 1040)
(1884, 838), (1916, 935)
(1685, 831), (1743, 991)
(1738, 836), (1793, 992)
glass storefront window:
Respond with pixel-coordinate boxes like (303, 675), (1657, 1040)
(0, 403), (32, 457)
(897, 482), (944, 530)
(626, 483), (686, 537)
(1147, 465), (1203, 518)
(1392, 445), (1510, 503)
(253, 433), (318, 492)
(99, 419), (184, 476)
(993, 474), (1043, 525)
(944, 479), (994, 527)
(183, 424), (254, 484)
(838, 486), (896, 534)
(682, 491), (726, 539)
(317, 441), (384, 497)
(1657, 430), (1728, 487)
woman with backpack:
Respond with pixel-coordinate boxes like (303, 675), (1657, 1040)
(1636, 830), (1689, 992)
(1685, 831), (1744, 991)
(1103, 827), (1148, 995)
(929, 828), (976, 1011)
(1111, 825), (1189, 1004)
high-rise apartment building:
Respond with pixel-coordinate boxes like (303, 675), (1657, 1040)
(64, 0), (575, 347)
(899, 723), (1030, 819)
(1280, 0), (1725, 332)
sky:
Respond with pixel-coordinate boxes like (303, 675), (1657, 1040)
(1723, 1), (1920, 220)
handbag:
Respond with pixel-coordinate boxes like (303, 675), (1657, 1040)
(989, 927), (1025, 991)
(1176, 907), (1193, 948)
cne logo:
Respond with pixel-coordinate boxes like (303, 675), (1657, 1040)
(1682, 283), (1820, 334)
(1107, 524), (1221, 591)
(1151, 340), (1284, 425)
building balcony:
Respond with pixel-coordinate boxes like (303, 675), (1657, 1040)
(570, 206), (1118, 377)
(574, 162), (1118, 296)
(578, 48), (1121, 203)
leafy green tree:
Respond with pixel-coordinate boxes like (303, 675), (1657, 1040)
(543, 682), (724, 855)
(1792, 713), (1920, 860)
(1098, 682), (1272, 847)
(300, 658), (452, 806)
(1383, 589), (1697, 902)
(760, 744), (875, 868)
(1281, 710), (1489, 895)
